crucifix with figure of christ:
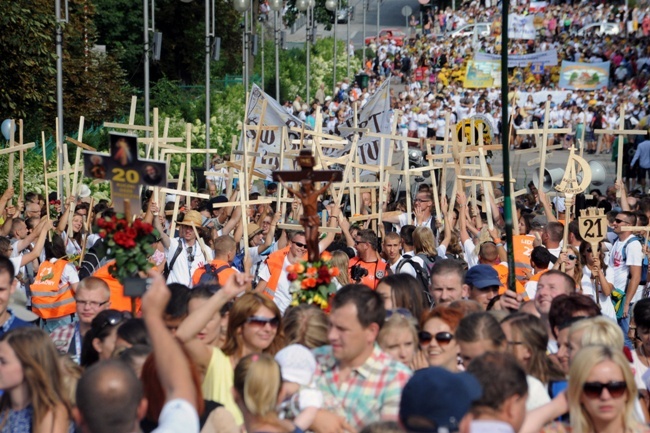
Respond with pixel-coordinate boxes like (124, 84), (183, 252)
(273, 150), (342, 263)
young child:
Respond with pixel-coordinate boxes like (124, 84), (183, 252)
(275, 344), (323, 431)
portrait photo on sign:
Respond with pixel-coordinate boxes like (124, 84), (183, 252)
(111, 133), (138, 166)
(139, 161), (167, 187)
(87, 154), (106, 180)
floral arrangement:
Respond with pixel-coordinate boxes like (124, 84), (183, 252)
(48, 199), (61, 219)
(97, 216), (159, 283)
(286, 251), (339, 311)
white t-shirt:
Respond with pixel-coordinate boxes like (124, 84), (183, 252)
(257, 255), (292, 314)
(462, 238), (478, 268)
(165, 238), (213, 288)
(606, 236), (643, 293)
(152, 398), (199, 433)
(394, 253), (417, 278)
(526, 375), (551, 411)
(581, 267), (616, 320)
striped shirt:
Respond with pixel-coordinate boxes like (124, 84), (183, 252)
(312, 344), (412, 430)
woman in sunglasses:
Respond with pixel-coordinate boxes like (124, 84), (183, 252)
(0, 327), (72, 433)
(553, 246), (583, 292)
(418, 306), (464, 372)
(524, 345), (646, 433)
(80, 309), (131, 367)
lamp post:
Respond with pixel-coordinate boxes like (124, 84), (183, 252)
(269, 0), (283, 99)
(296, 0), (313, 102)
(362, 0), (366, 66)
(55, 0), (67, 192)
(234, 0), (252, 93)
(325, 0), (337, 95)
(347, 8), (350, 77)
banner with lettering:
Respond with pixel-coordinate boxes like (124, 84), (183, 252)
(329, 79), (393, 166)
(558, 61), (610, 90)
(512, 234), (536, 283)
(238, 85), (307, 178)
(508, 14), (537, 39)
(474, 49), (558, 68)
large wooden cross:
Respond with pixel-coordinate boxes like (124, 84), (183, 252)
(594, 105), (647, 197)
(273, 150), (342, 262)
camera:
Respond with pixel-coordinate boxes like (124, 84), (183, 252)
(350, 264), (368, 283)
(123, 277), (152, 298)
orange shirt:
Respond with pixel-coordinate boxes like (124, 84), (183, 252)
(191, 259), (237, 286)
(348, 258), (389, 289)
(93, 261), (142, 314)
(493, 263), (527, 299)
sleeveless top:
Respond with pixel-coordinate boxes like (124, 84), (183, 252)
(202, 347), (243, 425)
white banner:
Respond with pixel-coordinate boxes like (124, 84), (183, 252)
(508, 14), (537, 39)
(239, 85), (307, 178)
(474, 49), (558, 68)
(329, 79), (393, 166)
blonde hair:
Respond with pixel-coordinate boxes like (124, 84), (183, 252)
(569, 316), (624, 351)
(568, 346), (639, 433)
(413, 226), (437, 257)
(331, 250), (350, 286)
(378, 314), (418, 351)
(568, 246), (583, 290)
(234, 353), (286, 429)
(282, 305), (329, 349)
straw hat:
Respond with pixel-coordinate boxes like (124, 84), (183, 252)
(177, 210), (203, 227)
(247, 223), (262, 239)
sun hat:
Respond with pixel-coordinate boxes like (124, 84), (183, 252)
(177, 210), (203, 227)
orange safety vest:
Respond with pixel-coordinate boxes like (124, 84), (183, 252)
(93, 261), (142, 314)
(31, 259), (76, 320)
(348, 258), (389, 289)
(261, 247), (291, 300)
(493, 263), (527, 299)
(191, 259), (237, 286)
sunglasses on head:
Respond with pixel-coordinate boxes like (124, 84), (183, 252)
(246, 316), (280, 328)
(95, 310), (132, 331)
(292, 241), (307, 249)
(582, 381), (627, 399)
(418, 330), (454, 345)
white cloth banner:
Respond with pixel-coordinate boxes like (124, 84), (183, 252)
(508, 14), (537, 40)
(474, 49), (558, 68)
(239, 85), (307, 178)
(328, 79), (393, 166)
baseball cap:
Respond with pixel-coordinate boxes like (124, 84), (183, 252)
(400, 367), (482, 432)
(464, 265), (501, 289)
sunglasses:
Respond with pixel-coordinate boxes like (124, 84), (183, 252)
(568, 254), (577, 260)
(418, 330), (454, 346)
(386, 308), (413, 319)
(246, 316), (280, 328)
(614, 218), (632, 224)
(292, 241), (307, 249)
(94, 310), (132, 331)
(582, 381), (627, 399)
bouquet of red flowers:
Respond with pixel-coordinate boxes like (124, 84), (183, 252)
(286, 251), (339, 312)
(48, 199), (61, 218)
(97, 216), (159, 283)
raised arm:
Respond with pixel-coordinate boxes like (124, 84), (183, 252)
(55, 196), (76, 234)
(537, 189), (558, 223)
(22, 219), (53, 266)
(150, 202), (171, 250)
(142, 269), (198, 408)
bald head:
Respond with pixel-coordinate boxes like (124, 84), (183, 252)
(479, 242), (499, 263)
(76, 360), (144, 433)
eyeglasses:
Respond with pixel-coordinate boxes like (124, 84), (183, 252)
(386, 308), (413, 319)
(94, 310), (132, 331)
(76, 299), (110, 309)
(614, 218), (632, 225)
(582, 381), (627, 399)
(568, 254), (577, 260)
(354, 240), (367, 245)
(246, 316), (280, 328)
(507, 340), (525, 346)
(187, 246), (194, 263)
(414, 198), (432, 203)
(292, 241), (307, 249)
(418, 330), (454, 346)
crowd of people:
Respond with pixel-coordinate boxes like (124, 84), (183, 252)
(7, 1), (650, 433)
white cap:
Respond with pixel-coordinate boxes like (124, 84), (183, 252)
(77, 184), (91, 199)
(275, 344), (316, 386)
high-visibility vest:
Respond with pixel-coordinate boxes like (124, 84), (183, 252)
(493, 263), (527, 298)
(93, 261), (141, 314)
(260, 247), (290, 300)
(31, 259), (76, 319)
(191, 259), (237, 287)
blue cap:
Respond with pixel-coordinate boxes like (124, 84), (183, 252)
(464, 265), (502, 289)
(400, 367), (482, 432)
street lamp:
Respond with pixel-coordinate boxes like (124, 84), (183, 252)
(181, 0), (215, 170)
(234, 0), (251, 93)
(296, 0), (313, 103)
(325, 0), (337, 96)
(269, 0), (283, 99)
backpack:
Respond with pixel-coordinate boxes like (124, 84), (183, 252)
(163, 241), (184, 280)
(396, 253), (440, 306)
(197, 263), (231, 286)
(231, 250), (246, 272)
(622, 236), (649, 284)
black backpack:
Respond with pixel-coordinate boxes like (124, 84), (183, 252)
(197, 263), (230, 286)
(396, 253), (441, 306)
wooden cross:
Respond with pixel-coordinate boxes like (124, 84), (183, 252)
(5, 119), (36, 203)
(83, 132), (167, 214)
(273, 150), (343, 263)
(594, 105), (648, 197)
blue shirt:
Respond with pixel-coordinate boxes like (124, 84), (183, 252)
(0, 309), (35, 339)
(630, 140), (650, 169)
